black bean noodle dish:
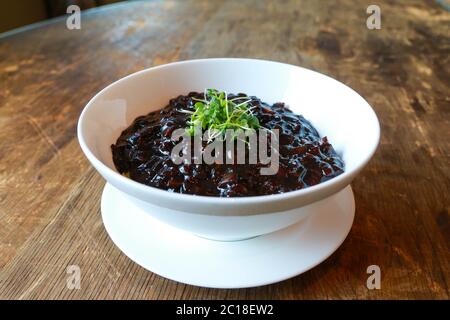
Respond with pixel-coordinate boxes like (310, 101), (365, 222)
(111, 89), (344, 197)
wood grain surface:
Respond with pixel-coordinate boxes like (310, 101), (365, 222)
(0, 0), (449, 299)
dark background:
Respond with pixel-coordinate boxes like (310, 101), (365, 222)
(0, 0), (123, 33)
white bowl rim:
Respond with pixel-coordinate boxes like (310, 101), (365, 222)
(77, 57), (380, 205)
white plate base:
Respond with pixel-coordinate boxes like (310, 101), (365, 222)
(101, 184), (355, 289)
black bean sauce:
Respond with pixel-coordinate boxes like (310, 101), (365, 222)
(111, 92), (344, 197)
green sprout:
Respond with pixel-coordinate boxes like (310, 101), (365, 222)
(182, 89), (260, 142)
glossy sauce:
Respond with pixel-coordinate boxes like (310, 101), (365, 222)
(111, 92), (344, 197)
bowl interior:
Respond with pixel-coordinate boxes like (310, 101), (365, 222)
(79, 59), (379, 185)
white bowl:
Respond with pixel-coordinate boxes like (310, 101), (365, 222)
(78, 58), (380, 241)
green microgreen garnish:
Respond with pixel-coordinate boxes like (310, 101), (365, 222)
(183, 89), (260, 142)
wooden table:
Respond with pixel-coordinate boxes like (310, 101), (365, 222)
(0, 0), (448, 300)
